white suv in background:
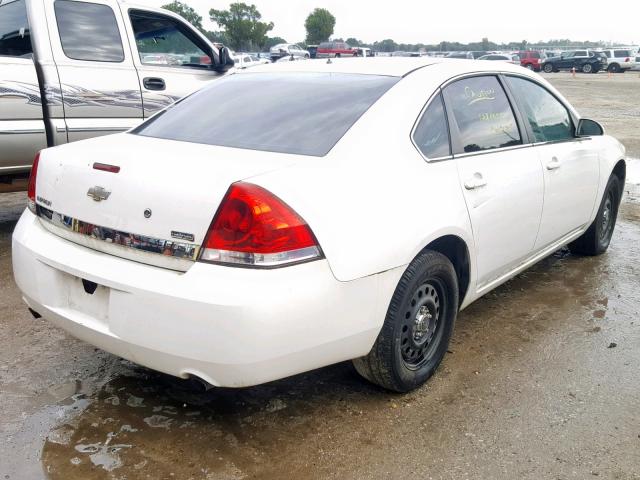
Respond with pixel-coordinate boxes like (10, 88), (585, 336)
(597, 48), (637, 73)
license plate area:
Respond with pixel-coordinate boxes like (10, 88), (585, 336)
(68, 276), (110, 322)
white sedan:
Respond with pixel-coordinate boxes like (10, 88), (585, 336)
(13, 58), (626, 392)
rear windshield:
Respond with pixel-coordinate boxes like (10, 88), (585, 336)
(133, 72), (398, 156)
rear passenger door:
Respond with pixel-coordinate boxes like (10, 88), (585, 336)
(45, 0), (143, 142)
(443, 75), (544, 291)
(504, 75), (599, 250)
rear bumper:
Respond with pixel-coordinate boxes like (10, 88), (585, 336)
(12, 210), (399, 387)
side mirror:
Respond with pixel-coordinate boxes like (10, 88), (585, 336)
(576, 118), (604, 137)
(213, 46), (234, 73)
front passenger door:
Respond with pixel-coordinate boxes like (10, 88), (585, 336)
(444, 75), (544, 290)
(504, 76), (599, 250)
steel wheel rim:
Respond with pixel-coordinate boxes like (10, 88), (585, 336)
(400, 279), (446, 370)
(600, 191), (615, 241)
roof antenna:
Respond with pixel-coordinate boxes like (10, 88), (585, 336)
(326, 58), (332, 64)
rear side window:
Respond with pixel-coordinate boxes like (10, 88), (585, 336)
(614, 50), (630, 57)
(0, 0), (32, 57)
(413, 93), (450, 159)
(603, 51), (612, 58)
(574, 50), (587, 57)
(505, 76), (574, 143)
(134, 72), (399, 157)
(443, 76), (521, 154)
(54, 0), (124, 62)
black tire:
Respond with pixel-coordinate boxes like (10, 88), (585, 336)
(582, 63), (593, 73)
(304, 54), (310, 59)
(353, 250), (459, 392)
(569, 174), (621, 256)
(543, 63), (554, 73)
(525, 63), (534, 70)
(608, 63), (620, 73)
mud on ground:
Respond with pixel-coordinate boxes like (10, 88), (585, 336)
(1, 74), (639, 480)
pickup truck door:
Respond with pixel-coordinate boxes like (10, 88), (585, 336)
(120, 7), (226, 118)
(43, 0), (143, 142)
(0, 0), (46, 175)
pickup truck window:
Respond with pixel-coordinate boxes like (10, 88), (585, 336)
(133, 72), (399, 157)
(0, 0), (32, 57)
(130, 10), (210, 68)
(54, 0), (124, 62)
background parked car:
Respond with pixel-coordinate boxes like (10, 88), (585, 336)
(445, 51), (474, 59)
(316, 41), (358, 58)
(597, 48), (637, 73)
(307, 45), (318, 58)
(269, 43), (309, 61)
(633, 55), (640, 71)
(232, 53), (269, 69)
(519, 50), (546, 71)
(477, 53), (520, 65)
(542, 50), (607, 73)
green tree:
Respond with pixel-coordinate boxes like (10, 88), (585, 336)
(263, 36), (287, 50)
(345, 38), (361, 47)
(374, 39), (398, 52)
(162, 1), (203, 32)
(209, 3), (274, 51)
(304, 8), (335, 44)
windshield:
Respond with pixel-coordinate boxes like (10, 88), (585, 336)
(133, 72), (399, 156)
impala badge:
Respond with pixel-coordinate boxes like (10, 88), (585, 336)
(87, 186), (111, 202)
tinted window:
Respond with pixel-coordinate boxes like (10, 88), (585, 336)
(574, 50), (587, 57)
(413, 94), (450, 158)
(130, 10), (209, 67)
(134, 73), (398, 157)
(603, 51), (612, 58)
(506, 76), (574, 143)
(0, 0), (32, 57)
(614, 50), (630, 57)
(444, 76), (521, 154)
(531, 52), (540, 59)
(54, 0), (124, 62)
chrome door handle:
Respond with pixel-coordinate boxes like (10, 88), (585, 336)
(464, 173), (487, 190)
(546, 157), (561, 170)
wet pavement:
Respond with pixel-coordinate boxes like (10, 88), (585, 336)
(1, 76), (640, 479)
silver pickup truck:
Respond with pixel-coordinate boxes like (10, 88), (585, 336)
(0, 0), (233, 189)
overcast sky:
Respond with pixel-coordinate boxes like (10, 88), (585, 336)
(134, 0), (638, 46)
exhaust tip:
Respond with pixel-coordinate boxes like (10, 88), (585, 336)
(28, 308), (41, 319)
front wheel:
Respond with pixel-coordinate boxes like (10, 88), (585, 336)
(525, 63), (534, 70)
(569, 174), (621, 256)
(543, 63), (554, 73)
(582, 63), (593, 73)
(353, 250), (459, 392)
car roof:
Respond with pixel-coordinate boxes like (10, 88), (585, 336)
(241, 57), (531, 78)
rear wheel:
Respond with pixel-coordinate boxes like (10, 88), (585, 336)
(608, 63), (621, 73)
(543, 63), (554, 73)
(582, 63), (593, 73)
(569, 175), (621, 256)
(525, 63), (534, 70)
(353, 250), (458, 392)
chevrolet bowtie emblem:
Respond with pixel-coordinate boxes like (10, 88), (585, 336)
(87, 186), (111, 202)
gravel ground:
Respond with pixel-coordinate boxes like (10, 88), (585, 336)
(1, 73), (639, 480)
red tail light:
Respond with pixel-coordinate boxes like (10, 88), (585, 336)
(27, 152), (40, 213)
(200, 182), (321, 267)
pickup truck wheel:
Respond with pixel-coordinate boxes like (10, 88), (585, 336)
(569, 174), (621, 256)
(582, 63), (593, 73)
(608, 63), (621, 73)
(543, 63), (554, 73)
(352, 250), (458, 392)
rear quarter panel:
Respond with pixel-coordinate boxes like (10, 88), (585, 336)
(250, 68), (475, 287)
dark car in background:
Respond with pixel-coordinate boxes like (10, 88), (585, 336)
(542, 50), (607, 73)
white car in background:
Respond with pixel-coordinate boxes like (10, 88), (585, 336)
(269, 43), (309, 61)
(232, 53), (269, 69)
(597, 48), (637, 73)
(477, 53), (521, 65)
(13, 58), (626, 392)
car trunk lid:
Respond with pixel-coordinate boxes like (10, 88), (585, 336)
(34, 133), (300, 271)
